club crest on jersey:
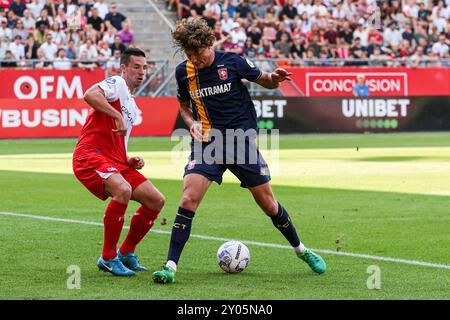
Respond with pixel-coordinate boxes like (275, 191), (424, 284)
(105, 77), (116, 84)
(218, 68), (228, 80)
(187, 160), (196, 170)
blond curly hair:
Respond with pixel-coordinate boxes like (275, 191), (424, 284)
(171, 18), (216, 53)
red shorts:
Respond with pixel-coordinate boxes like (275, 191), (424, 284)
(73, 152), (148, 200)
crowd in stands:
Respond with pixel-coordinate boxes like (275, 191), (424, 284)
(1, 0), (449, 70)
(0, 0), (155, 74)
(168, 0), (450, 66)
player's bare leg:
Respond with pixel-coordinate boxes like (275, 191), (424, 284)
(97, 174), (135, 276)
(153, 173), (212, 284)
(249, 182), (326, 274)
(117, 181), (165, 271)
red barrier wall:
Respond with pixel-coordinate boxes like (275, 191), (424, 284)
(0, 97), (179, 138)
(281, 67), (450, 97)
(0, 69), (104, 99)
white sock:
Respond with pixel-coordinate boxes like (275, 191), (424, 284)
(294, 242), (306, 255)
(166, 260), (177, 272)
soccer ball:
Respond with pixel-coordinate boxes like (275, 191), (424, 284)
(217, 240), (250, 273)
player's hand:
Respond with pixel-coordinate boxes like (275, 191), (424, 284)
(271, 68), (293, 82)
(190, 122), (203, 142)
(113, 115), (127, 136)
(128, 156), (145, 170)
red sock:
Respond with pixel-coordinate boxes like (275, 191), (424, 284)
(102, 199), (128, 260)
(120, 206), (159, 254)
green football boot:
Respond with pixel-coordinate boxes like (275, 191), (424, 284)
(152, 266), (175, 284)
(299, 249), (327, 274)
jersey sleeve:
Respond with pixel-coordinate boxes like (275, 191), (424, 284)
(234, 54), (262, 82)
(175, 65), (190, 102)
(98, 76), (127, 102)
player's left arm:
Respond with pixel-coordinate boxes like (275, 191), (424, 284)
(255, 68), (293, 90)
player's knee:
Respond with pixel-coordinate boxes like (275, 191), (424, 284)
(180, 194), (200, 211)
(261, 199), (279, 216)
(114, 183), (132, 203)
(155, 194), (166, 212)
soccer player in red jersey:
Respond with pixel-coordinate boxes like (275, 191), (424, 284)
(72, 47), (165, 276)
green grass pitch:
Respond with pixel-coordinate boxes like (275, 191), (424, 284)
(0, 133), (449, 299)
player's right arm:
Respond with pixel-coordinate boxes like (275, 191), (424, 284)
(83, 83), (127, 136)
(179, 100), (202, 142)
(176, 65), (203, 141)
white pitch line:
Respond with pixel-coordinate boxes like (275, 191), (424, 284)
(1, 211), (450, 271)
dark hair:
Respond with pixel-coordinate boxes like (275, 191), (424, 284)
(120, 47), (146, 65)
(172, 18), (215, 53)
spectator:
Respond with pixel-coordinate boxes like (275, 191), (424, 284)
(97, 40), (112, 60)
(12, 20), (27, 41)
(353, 74), (370, 97)
(110, 35), (125, 54)
(290, 33), (306, 60)
(6, 9), (18, 29)
(1, 50), (18, 67)
(66, 0), (78, 19)
(34, 47), (53, 69)
(117, 20), (134, 47)
(432, 35), (450, 58)
(369, 46), (387, 66)
(106, 48), (121, 74)
(383, 21), (403, 47)
(254, 0), (267, 20)
(43, 0), (57, 18)
(104, 2), (127, 31)
(409, 45), (427, 68)
(33, 22), (48, 45)
(262, 21), (277, 42)
(54, 47), (72, 70)
(0, 19), (11, 40)
(274, 32), (291, 58)
(35, 8), (53, 29)
(202, 9), (216, 29)
(0, 36), (8, 59)
(353, 21), (368, 47)
(94, 0), (109, 20)
(79, 38), (98, 60)
(205, 0), (221, 21)
(27, 0), (44, 20)
(77, 50), (97, 70)
(87, 7), (105, 33)
(350, 37), (367, 59)
(297, 0), (313, 17)
(9, 0), (27, 18)
(243, 37), (256, 58)
(21, 9), (35, 31)
(304, 47), (317, 66)
(247, 22), (262, 46)
(236, 0), (252, 19)
(65, 39), (78, 59)
(102, 24), (116, 45)
(324, 20), (339, 46)
(280, 0), (298, 22)
(190, 0), (206, 19)
(9, 34), (24, 60)
(54, 4), (68, 30)
(220, 11), (233, 34)
(40, 33), (57, 60)
(175, 0), (190, 20)
(50, 22), (67, 46)
(24, 34), (39, 59)
(339, 21), (353, 45)
(230, 21), (247, 45)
